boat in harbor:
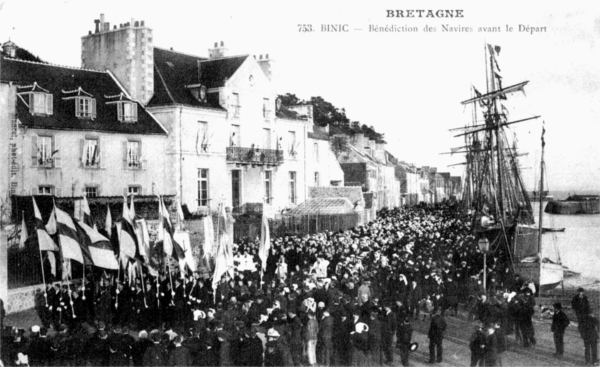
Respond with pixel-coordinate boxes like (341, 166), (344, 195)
(454, 44), (564, 293)
(544, 195), (600, 215)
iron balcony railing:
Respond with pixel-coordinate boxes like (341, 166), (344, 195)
(226, 146), (284, 166)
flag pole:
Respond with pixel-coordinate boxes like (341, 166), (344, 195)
(139, 260), (148, 309)
(34, 199), (49, 307)
(67, 259), (76, 319)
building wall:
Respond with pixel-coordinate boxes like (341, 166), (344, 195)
(340, 163), (367, 189)
(14, 126), (169, 197)
(0, 83), (14, 202)
(81, 19), (154, 104)
(306, 138), (344, 188)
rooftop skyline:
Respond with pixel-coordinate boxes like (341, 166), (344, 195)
(1, 0), (598, 191)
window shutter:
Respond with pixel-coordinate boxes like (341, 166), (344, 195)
(31, 187), (38, 195)
(99, 141), (106, 169)
(80, 139), (86, 167)
(31, 135), (38, 167)
(139, 141), (146, 170)
(46, 94), (53, 115)
(53, 136), (61, 168)
(29, 94), (34, 114)
(142, 187), (148, 195)
(123, 188), (128, 196)
(97, 186), (102, 196)
(75, 97), (81, 117)
(132, 103), (138, 122)
(55, 187), (62, 197)
(91, 99), (97, 119)
(123, 141), (128, 169)
(117, 102), (123, 122)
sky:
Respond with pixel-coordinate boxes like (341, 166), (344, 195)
(1, 0), (598, 192)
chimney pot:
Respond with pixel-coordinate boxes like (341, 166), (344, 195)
(170, 47), (173, 51)
(100, 13), (105, 24)
(266, 54), (269, 59)
(134, 21), (139, 27)
(141, 20), (145, 26)
(214, 42), (218, 47)
(94, 19), (100, 33)
(89, 30), (92, 35)
(105, 22), (110, 31)
(259, 54), (263, 59)
(220, 41), (224, 46)
(114, 25), (117, 29)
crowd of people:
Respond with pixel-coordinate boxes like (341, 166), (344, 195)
(0, 204), (598, 366)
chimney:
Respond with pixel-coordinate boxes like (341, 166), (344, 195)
(353, 133), (365, 152)
(94, 19), (100, 33)
(2, 40), (17, 58)
(100, 13), (105, 27)
(257, 53), (273, 81)
(208, 41), (227, 59)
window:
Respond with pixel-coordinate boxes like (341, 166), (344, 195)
(263, 98), (271, 120)
(82, 138), (99, 167)
(289, 171), (297, 204)
(117, 102), (138, 122)
(76, 97), (96, 119)
(198, 121), (209, 153)
(313, 142), (319, 161)
(38, 136), (53, 167)
(264, 171), (272, 204)
(126, 141), (141, 169)
(287, 131), (296, 155)
(128, 186), (140, 196)
(230, 125), (241, 147)
(38, 186), (54, 196)
(29, 93), (53, 116)
(315, 172), (320, 186)
(198, 169), (209, 206)
(85, 187), (98, 197)
(232, 93), (240, 118)
(263, 128), (271, 150)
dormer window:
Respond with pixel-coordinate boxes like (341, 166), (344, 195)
(186, 84), (207, 103)
(106, 93), (138, 123)
(17, 82), (53, 116)
(62, 87), (96, 119)
(117, 102), (138, 122)
(76, 97), (96, 118)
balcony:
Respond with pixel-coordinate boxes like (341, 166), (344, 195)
(226, 146), (283, 166)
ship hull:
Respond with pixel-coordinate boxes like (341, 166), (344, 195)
(513, 262), (564, 292)
(544, 199), (599, 215)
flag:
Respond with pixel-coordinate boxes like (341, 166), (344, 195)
(259, 208), (270, 272)
(203, 214), (214, 259)
(55, 205), (85, 263)
(135, 219), (150, 260)
(19, 212), (28, 250)
(212, 231), (234, 293)
(32, 197), (58, 252)
(119, 196), (137, 259)
(76, 219), (118, 270)
(105, 204), (112, 238)
(158, 197), (185, 260)
(541, 124), (546, 148)
(47, 251), (57, 276)
(130, 194), (136, 219)
(174, 230), (197, 273)
(176, 198), (185, 230)
(487, 43), (501, 72)
(45, 206), (57, 235)
(82, 195), (92, 226)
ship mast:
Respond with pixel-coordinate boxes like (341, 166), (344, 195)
(538, 125), (545, 253)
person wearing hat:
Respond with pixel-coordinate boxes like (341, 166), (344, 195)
(469, 323), (486, 367)
(367, 307), (383, 366)
(550, 302), (570, 358)
(577, 311), (599, 366)
(265, 328), (284, 367)
(427, 308), (447, 364)
(572, 287), (592, 324)
(304, 311), (319, 366)
(319, 309), (334, 366)
(397, 316), (413, 367)
(483, 322), (499, 367)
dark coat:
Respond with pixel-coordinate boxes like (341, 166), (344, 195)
(469, 328), (486, 355)
(428, 314), (447, 341)
(578, 314), (599, 341)
(484, 332), (498, 366)
(143, 342), (168, 367)
(381, 310), (397, 338)
(551, 310), (570, 334)
(397, 321), (413, 346)
(571, 294), (591, 316)
(168, 345), (193, 367)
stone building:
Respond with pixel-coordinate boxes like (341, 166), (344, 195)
(0, 54), (170, 199)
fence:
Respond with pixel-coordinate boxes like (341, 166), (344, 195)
(232, 212), (362, 242)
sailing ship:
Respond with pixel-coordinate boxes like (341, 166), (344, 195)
(454, 44), (564, 292)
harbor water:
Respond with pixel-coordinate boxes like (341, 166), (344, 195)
(533, 201), (600, 280)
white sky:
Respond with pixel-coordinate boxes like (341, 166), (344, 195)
(1, 0), (598, 191)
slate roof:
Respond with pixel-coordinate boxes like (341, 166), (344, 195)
(308, 186), (364, 207)
(307, 125), (329, 141)
(288, 197), (354, 215)
(148, 47), (247, 109)
(0, 56), (167, 135)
